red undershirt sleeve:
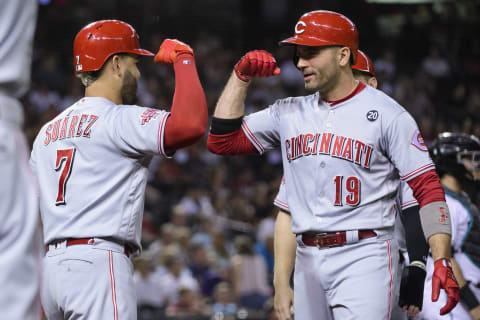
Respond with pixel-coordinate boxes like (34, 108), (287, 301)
(407, 169), (446, 208)
(163, 53), (207, 152)
(207, 129), (259, 155)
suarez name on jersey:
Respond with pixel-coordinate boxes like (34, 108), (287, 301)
(43, 114), (98, 145)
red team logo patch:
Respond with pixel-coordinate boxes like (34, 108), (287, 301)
(410, 130), (428, 151)
(140, 109), (160, 126)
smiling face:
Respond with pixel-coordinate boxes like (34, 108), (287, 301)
(295, 45), (343, 93)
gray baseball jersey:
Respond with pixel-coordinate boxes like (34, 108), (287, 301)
(0, 0), (37, 99)
(245, 83), (433, 234)
(0, 0), (41, 319)
(30, 97), (171, 250)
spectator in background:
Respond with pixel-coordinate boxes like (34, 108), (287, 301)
(231, 235), (271, 310)
(165, 287), (206, 317)
(133, 253), (167, 315)
(211, 282), (238, 317)
(422, 46), (450, 78)
(160, 254), (200, 305)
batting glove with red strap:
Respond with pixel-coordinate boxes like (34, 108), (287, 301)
(234, 50), (281, 82)
(432, 258), (460, 315)
(154, 39), (193, 64)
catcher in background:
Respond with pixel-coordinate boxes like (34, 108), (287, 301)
(418, 133), (480, 320)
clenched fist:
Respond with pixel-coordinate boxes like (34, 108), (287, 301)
(154, 39), (193, 64)
(234, 50), (281, 82)
(432, 258), (460, 315)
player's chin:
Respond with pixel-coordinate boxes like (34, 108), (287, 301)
(304, 81), (320, 92)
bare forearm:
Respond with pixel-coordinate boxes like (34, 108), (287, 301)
(450, 258), (467, 288)
(428, 233), (452, 261)
(213, 72), (250, 119)
(274, 210), (297, 288)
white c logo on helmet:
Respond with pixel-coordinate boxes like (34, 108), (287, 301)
(295, 21), (307, 34)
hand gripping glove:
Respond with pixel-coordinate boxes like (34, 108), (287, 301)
(432, 258), (460, 315)
(398, 261), (427, 310)
(234, 50), (281, 82)
(154, 39), (193, 64)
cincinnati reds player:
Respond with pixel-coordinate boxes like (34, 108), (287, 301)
(207, 10), (459, 319)
(418, 133), (480, 320)
(0, 0), (42, 319)
(272, 50), (430, 320)
(30, 20), (207, 319)
(352, 50), (430, 319)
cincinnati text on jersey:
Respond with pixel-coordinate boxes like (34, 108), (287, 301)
(285, 132), (373, 169)
(43, 114), (98, 145)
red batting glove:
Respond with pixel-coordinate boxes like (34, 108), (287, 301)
(234, 50), (281, 82)
(154, 39), (194, 64)
(432, 258), (460, 315)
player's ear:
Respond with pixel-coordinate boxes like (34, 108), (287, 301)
(338, 47), (351, 67)
(110, 55), (124, 77)
(368, 77), (378, 89)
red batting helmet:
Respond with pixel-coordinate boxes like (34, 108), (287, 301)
(352, 50), (375, 76)
(279, 10), (359, 64)
(73, 20), (154, 73)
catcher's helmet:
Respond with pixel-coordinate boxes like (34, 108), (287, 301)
(73, 20), (153, 74)
(279, 10), (359, 64)
(352, 50), (375, 76)
(431, 132), (480, 182)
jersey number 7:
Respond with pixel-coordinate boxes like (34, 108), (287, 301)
(55, 148), (76, 206)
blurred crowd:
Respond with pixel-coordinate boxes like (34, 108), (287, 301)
(24, 1), (480, 319)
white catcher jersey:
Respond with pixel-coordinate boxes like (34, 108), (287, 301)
(30, 97), (170, 249)
(245, 82), (434, 233)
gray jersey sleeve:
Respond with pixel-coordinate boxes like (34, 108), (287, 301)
(109, 106), (171, 157)
(382, 111), (435, 181)
(242, 103), (281, 154)
(273, 176), (289, 212)
(398, 181), (418, 210)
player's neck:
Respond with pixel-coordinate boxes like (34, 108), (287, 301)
(85, 81), (122, 105)
(441, 174), (462, 193)
(320, 71), (357, 102)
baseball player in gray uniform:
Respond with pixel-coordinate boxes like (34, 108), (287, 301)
(207, 10), (459, 320)
(0, 0), (42, 319)
(419, 133), (480, 320)
(30, 20), (207, 319)
(272, 49), (430, 320)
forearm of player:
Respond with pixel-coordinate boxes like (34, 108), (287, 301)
(164, 54), (207, 150)
(452, 258), (480, 312)
(428, 233), (452, 260)
(213, 72), (250, 119)
(273, 210), (296, 289)
(408, 170), (452, 241)
(402, 205), (429, 263)
(450, 258), (467, 287)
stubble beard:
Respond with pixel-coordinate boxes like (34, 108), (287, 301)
(120, 70), (138, 105)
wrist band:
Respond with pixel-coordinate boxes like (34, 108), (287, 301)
(460, 282), (480, 310)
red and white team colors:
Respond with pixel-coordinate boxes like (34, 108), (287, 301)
(246, 82), (434, 233)
(30, 97), (170, 250)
